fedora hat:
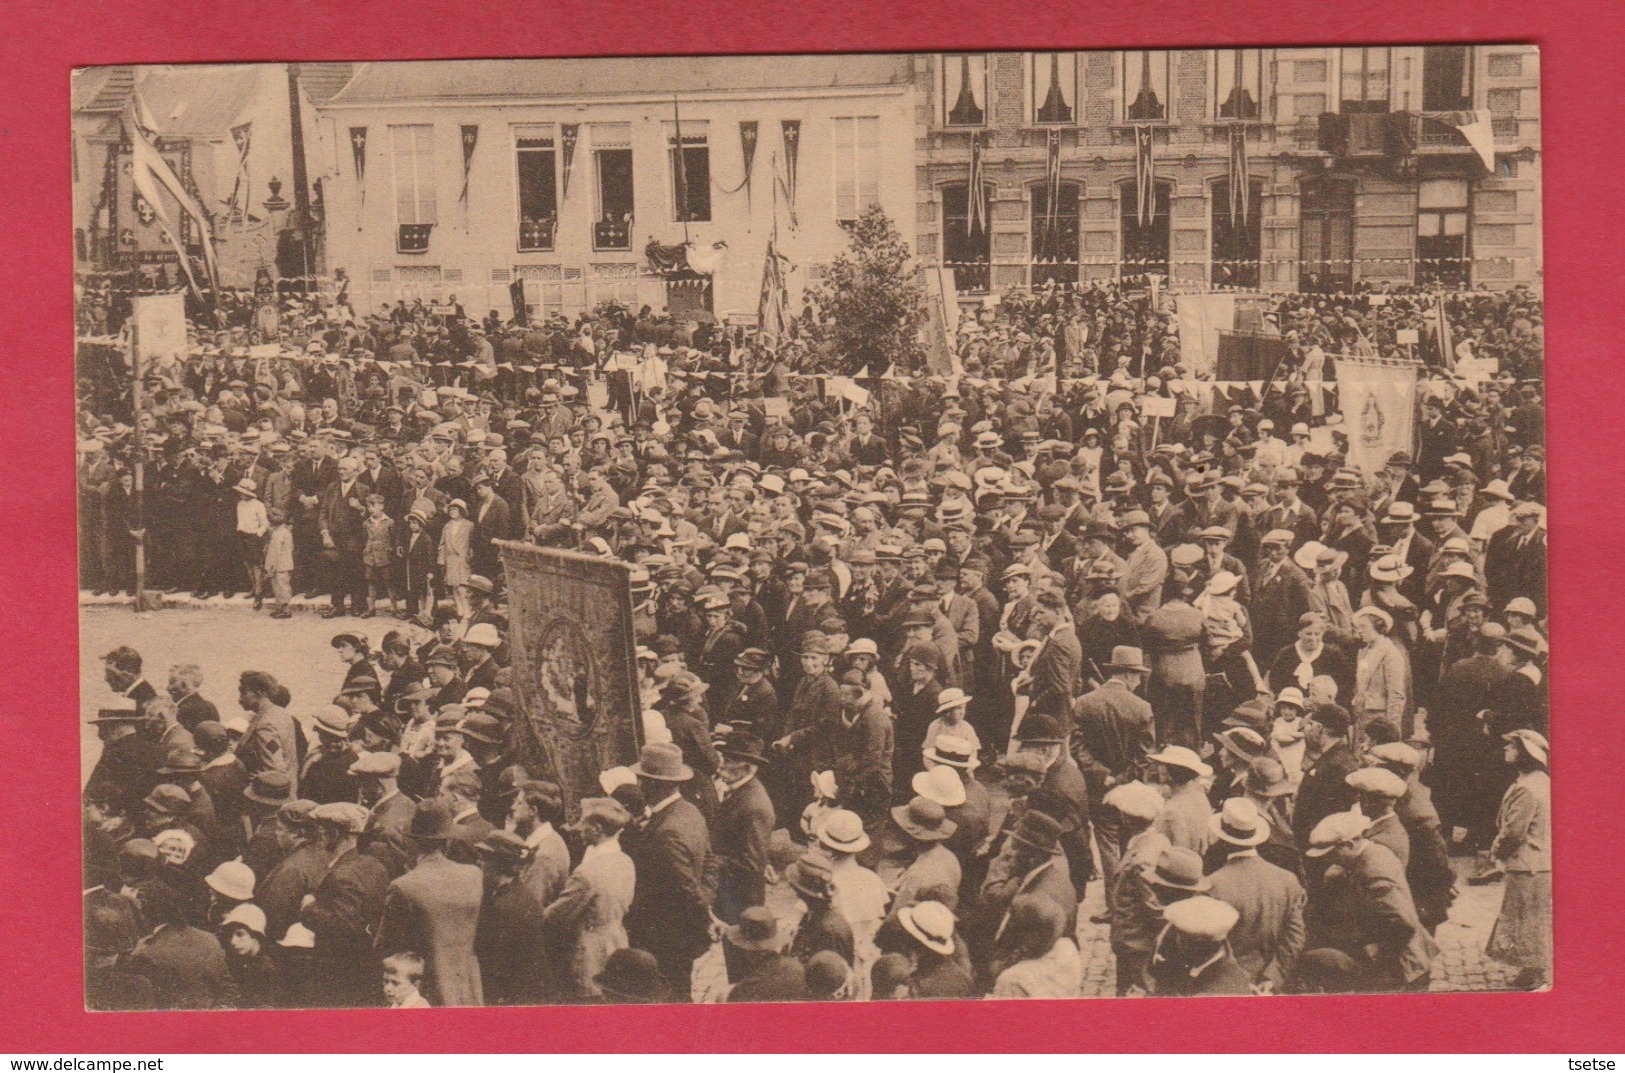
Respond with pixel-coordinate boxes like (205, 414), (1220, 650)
(1150, 846), (1211, 892)
(1105, 645), (1150, 674)
(815, 808), (870, 854)
(786, 852), (836, 900)
(408, 800), (456, 841)
(242, 770), (293, 806)
(724, 906), (783, 953)
(717, 731), (770, 768)
(1209, 798), (1271, 847)
(1015, 712), (1065, 745)
(1243, 756), (1294, 798)
(594, 948), (673, 1004)
(891, 797), (958, 842)
(630, 741), (694, 782)
(1368, 554), (1414, 583)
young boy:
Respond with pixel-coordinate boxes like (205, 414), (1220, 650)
(362, 494), (397, 618)
(264, 507), (294, 619)
(381, 951), (431, 1008)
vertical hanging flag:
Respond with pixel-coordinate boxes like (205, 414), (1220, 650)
(739, 120), (759, 215)
(1229, 124), (1250, 226)
(560, 123), (580, 201)
(1434, 294), (1456, 369)
(672, 96), (690, 234)
(225, 123), (253, 220)
(459, 125), (479, 205)
(349, 127), (367, 216)
(780, 120), (801, 218)
(1042, 129), (1062, 260)
(1134, 125), (1155, 228)
(758, 237), (793, 347)
(967, 130), (987, 236)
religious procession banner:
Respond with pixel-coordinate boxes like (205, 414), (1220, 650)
(1333, 355), (1419, 476)
(131, 292), (188, 369)
(497, 541), (641, 819)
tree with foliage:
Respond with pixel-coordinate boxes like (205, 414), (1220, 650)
(802, 205), (926, 375)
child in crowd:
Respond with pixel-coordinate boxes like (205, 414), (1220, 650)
(381, 952), (431, 1008)
(264, 507), (294, 619)
(362, 493), (396, 618)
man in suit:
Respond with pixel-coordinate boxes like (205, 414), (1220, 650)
(482, 449), (529, 539)
(375, 801), (486, 1007)
(1070, 646), (1156, 890)
(1117, 511), (1168, 623)
(1483, 502), (1548, 616)
(934, 561), (981, 686)
(543, 796), (637, 1001)
(302, 802), (391, 1008)
(624, 743), (716, 1001)
(318, 455), (371, 617)
(468, 474), (512, 582)
(1305, 810), (1438, 991)
(723, 908), (807, 1002)
(473, 830), (553, 1006)
(1025, 591), (1082, 724)
(1251, 529), (1314, 668)
(1015, 713), (1095, 893)
(1205, 798), (1306, 991)
(354, 750), (415, 878)
(1292, 704), (1361, 847)
(980, 809), (1079, 981)
(711, 734), (776, 924)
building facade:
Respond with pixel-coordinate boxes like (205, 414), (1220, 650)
(71, 63), (353, 289)
(313, 57), (916, 321)
(913, 46), (1541, 296)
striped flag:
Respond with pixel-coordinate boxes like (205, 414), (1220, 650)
(1134, 125), (1155, 228)
(1229, 124), (1250, 226)
(124, 96), (219, 295)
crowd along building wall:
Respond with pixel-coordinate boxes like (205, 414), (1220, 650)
(913, 46), (1541, 298)
(313, 57), (916, 323)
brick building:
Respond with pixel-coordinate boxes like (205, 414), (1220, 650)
(912, 46), (1541, 296)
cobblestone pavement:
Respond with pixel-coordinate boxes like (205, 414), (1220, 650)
(81, 600), (1530, 998)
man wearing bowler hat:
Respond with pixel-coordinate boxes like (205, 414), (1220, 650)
(711, 732), (776, 924)
(1070, 645), (1155, 892)
(623, 742), (715, 1001)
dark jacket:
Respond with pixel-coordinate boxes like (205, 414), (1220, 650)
(625, 795), (716, 973)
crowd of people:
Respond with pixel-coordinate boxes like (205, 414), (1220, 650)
(81, 276), (1550, 1009)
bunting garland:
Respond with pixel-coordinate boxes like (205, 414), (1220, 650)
(560, 124), (580, 201)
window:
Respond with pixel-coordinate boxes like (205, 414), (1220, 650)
(1122, 51), (1171, 121)
(1300, 178), (1355, 292)
(515, 264), (565, 317)
(1417, 177), (1470, 286)
(941, 181), (992, 292)
(1291, 93), (1328, 120)
(1119, 179), (1172, 276)
(590, 262), (639, 306)
(1488, 53), (1523, 78)
(514, 125), (557, 252)
(1340, 47), (1392, 112)
(390, 124), (437, 252)
(667, 121), (710, 222)
(1214, 49), (1265, 119)
(1422, 45), (1473, 111)
(1295, 59), (1329, 83)
(1211, 179), (1263, 288)
(1030, 181), (1080, 287)
(1029, 53), (1077, 124)
(592, 123), (633, 251)
(941, 54), (988, 127)
(833, 116), (881, 225)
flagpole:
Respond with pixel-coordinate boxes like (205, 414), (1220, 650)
(673, 94), (691, 247)
(285, 63), (315, 292)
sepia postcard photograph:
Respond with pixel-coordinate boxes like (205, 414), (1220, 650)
(73, 45), (1549, 1014)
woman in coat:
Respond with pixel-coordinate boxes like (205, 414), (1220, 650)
(438, 499), (474, 616)
(542, 797), (637, 1001)
(1486, 729), (1551, 990)
(1351, 606), (1410, 738)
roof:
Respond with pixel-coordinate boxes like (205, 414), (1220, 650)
(298, 62), (357, 103)
(72, 66), (136, 114)
(329, 54), (913, 104)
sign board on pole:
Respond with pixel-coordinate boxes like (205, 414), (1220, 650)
(762, 397), (791, 420)
(1140, 395), (1178, 419)
(131, 293), (188, 369)
(497, 542), (641, 820)
(1396, 328), (1420, 345)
